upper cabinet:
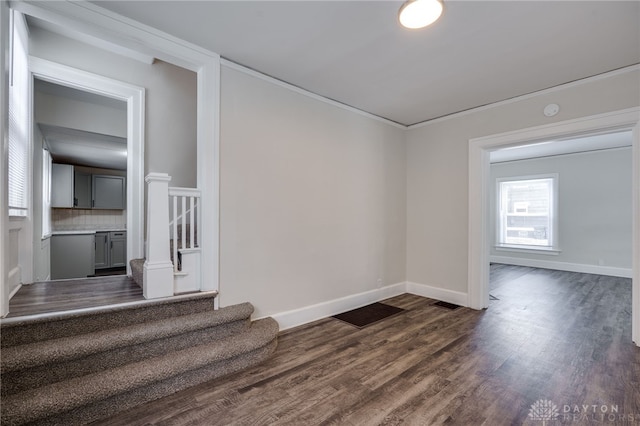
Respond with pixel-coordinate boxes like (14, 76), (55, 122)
(74, 171), (92, 209)
(51, 163), (125, 210)
(51, 163), (74, 208)
(93, 175), (125, 209)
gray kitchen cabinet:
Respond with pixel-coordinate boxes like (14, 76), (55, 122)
(74, 171), (92, 209)
(51, 164), (126, 210)
(110, 231), (127, 267)
(95, 231), (127, 269)
(51, 234), (95, 279)
(51, 163), (74, 208)
(93, 175), (125, 209)
(94, 232), (110, 269)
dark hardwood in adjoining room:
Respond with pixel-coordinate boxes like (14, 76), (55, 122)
(6, 275), (143, 318)
(95, 265), (640, 425)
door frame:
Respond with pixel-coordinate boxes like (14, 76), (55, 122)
(468, 107), (640, 345)
(29, 57), (146, 274)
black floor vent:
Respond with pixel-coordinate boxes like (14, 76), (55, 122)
(433, 301), (460, 310)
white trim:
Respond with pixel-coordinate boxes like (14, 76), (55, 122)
(12, 1), (212, 71)
(197, 58), (220, 307)
(495, 245), (560, 255)
(633, 117), (640, 346)
(220, 59), (406, 130)
(490, 257), (632, 279)
(267, 281), (470, 331)
(406, 281), (469, 307)
(28, 57), (146, 272)
(8, 282), (21, 299)
(409, 64), (640, 129)
(468, 107), (640, 345)
(267, 283), (406, 331)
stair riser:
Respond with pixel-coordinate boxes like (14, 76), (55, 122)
(2, 319), (251, 396)
(2, 339), (278, 426)
(1, 296), (217, 347)
(35, 341), (277, 426)
(2, 303), (254, 373)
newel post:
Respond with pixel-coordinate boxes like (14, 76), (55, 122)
(143, 173), (174, 299)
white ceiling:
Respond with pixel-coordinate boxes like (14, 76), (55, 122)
(89, 0), (640, 126)
(39, 124), (127, 171)
(34, 79), (127, 170)
(35, 79), (126, 111)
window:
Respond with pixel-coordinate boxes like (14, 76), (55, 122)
(497, 175), (557, 250)
(42, 149), (52, 238)
(8, 10), (30, 217)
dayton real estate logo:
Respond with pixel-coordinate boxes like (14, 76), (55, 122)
(528, 399), (560, 425)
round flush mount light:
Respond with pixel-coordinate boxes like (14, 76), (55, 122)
(543, 103), (560, 117)
(399, 0), (444, 29)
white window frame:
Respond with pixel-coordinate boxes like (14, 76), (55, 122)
(41, 148), (52, 239)
(495, 173), (559, 254)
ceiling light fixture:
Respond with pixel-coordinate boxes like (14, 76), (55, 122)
(398, 0), (444, 29)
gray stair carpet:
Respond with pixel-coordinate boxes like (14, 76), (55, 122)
(0, 292), (279, 425)
(129, 258), (144, 288)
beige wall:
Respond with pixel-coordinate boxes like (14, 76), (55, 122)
(219, 66), (407, 318)
(28, 27), (197, 188)
(406, 70), (640, 294)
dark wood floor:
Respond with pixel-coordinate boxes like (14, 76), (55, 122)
(6, 275), (143, 318)
(93, 265), (640, 425)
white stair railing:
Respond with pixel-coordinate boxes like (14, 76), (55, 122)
(169, 187), (202, 293)
(144, 174), (203, 297)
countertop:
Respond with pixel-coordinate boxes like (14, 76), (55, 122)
(51, 228), (126, 236)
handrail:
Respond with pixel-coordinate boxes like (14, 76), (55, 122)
(168, 187), (201, 197)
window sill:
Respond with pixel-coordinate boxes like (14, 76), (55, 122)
(495, 245), (561, 255)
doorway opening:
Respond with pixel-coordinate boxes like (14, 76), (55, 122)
(34, 79), (129, 282)
(29, 58), (146, 282)
(468, 108), (640, 345)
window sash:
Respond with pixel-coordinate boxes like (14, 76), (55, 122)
(497, 176), (556, 249)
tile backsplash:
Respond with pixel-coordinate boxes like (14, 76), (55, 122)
(52, 209), (126, 231)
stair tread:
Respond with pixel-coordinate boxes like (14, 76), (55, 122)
(1, 290), (218, 329)
(1, 302), (254, 372)
(1, 317), (279, 425)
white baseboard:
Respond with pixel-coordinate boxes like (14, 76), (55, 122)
(8, 282), (22, 299)
(269, 282), (406, 331)
(490, 256), (632, 278)
(406, 281), (469, 307)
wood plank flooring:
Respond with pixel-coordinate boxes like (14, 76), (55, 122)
(6, 275), (143, 318)
(93, 265), (640, 425)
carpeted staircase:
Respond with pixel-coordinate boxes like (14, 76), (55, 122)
(0, 292), (279, 425)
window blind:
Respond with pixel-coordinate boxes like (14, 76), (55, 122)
(8, 10), (29, 217)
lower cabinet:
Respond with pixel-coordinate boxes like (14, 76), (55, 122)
(95, 231), (127, 270)
(51, 234), (95, 280)
(94, 232), (109, 269)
